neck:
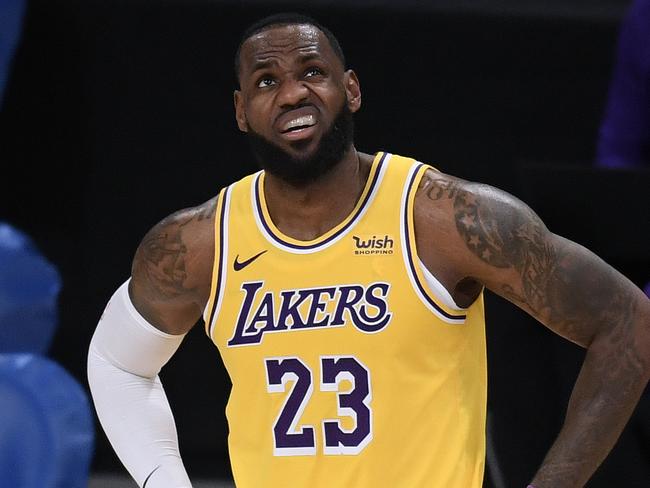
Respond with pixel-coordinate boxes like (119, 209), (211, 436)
(263, 146), (370, 241)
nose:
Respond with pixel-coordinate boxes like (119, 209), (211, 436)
(276, 77), (309, 108)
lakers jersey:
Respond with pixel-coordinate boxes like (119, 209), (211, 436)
(203, 153), (487, 487)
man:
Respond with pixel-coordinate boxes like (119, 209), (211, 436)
(88, 13), (650, 488)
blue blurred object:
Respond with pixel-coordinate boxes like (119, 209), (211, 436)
(0, 222), (62, 353)
(0, 0), (27, 107)
(0, 354), (94, 488)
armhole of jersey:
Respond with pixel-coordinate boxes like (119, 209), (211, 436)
(400, 162), (468, 324)
(203, 185), (232, 340)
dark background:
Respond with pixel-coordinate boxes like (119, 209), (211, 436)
(1, 0), (648, 486)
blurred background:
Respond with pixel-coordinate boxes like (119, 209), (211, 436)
(1, 0), (648, 486)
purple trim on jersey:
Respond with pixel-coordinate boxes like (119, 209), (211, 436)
(207, 185), (231, 336)
(254, 152), (389, 250)
(403, 164), (466, 321)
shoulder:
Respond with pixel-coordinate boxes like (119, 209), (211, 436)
(129, 195), (219, 331)
(415, 167), (543, 234)
(413, 167), (551, 285)
(135, 195), (218, 277)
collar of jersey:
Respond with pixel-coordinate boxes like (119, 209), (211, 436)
(252, 152), (390, 253)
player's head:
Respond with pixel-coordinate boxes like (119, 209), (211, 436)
(233, 13), (361, 186)
(234, 13), (346, 83)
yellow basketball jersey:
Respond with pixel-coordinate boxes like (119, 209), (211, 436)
(203, 152), (487, 487)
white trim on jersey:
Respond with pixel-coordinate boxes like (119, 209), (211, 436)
(418, 258), (467, 312)
(207, 184), (233, 339)
(399, 162), (467, 324)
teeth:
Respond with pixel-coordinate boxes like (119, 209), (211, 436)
(284, 115), (315, 131)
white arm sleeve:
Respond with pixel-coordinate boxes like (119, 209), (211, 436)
(87, 279), (192, 488)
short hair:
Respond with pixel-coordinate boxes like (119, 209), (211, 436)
(234, 13), (346, 84)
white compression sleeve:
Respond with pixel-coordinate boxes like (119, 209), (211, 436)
(87, 279), (192, 488)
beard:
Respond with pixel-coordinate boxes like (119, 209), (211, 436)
(246, 102), (354, 186)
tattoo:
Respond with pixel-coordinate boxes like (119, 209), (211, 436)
(196, 196), (218, 222)
(421, 171), (648, 486)
(132, 209), (194, 300)
(421, 171), (641, 345)
(421, 175), (462, 202)
(421, 172), (555, 310)
(534, 282), (642, 486)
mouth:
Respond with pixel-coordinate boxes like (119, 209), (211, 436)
(275, 106), (320, 142)
(280, 114), (318, 141)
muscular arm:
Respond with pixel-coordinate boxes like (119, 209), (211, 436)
(415, 169), (650, 487)
(87, 197), (216, 488)
(130, 197), (216, 334)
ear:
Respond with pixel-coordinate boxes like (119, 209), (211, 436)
(234, 90), (248, 132)
(344, 70), (361, 113)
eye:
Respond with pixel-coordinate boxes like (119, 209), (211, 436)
(257, 77), (276, 88)
(305, 67), (323, 78)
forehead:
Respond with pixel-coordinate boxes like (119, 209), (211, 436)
(239, 24), (339, 72)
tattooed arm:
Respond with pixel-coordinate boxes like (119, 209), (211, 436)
(130, 197), (217, 334)
(414, 169), (650, 488)
(87, 197), (217, 487)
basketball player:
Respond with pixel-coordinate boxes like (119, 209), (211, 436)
(87, 13), (650, 488)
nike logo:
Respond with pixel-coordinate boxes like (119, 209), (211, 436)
(233, 250), (267, 271)
(143, 466), (161, 488)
